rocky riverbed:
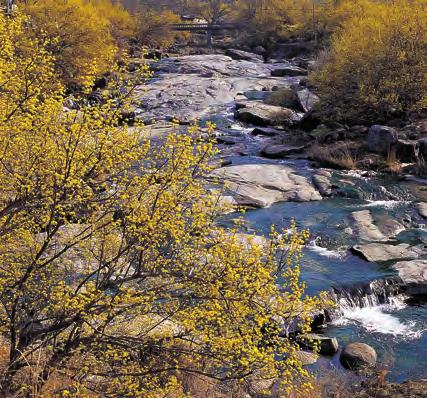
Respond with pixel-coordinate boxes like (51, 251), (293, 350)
(132, 51), (427, 383)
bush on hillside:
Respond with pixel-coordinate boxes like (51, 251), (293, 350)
(22, 0), (119, 87)
(137, 8), (187, 49)
(91, 0), (137, 48)
(311, 0), (427, 123)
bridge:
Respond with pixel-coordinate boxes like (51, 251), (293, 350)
(170, 23), (241, 47)
(170, 23), (240, 33)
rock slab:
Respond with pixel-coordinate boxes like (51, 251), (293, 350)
(271, 65), (308, 77)
(209, 164), (322, 208)
(351, 210), (387, 242)
(298, 333), (339, 356)
(352, 243), (423, 262)
(393, 260), (427, 295)
(260, 144), (305, 158)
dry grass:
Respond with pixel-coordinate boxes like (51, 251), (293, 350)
(383, 147), (403, 174)
(308, 144), (358, 170)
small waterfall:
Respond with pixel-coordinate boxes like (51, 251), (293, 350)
(330, 278), (404, 313)
(327, 278), (423, 337)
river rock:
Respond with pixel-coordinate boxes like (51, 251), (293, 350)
(351, 210), (387, 242)
(209, 164), (322, 208)
(216, 135), (243, 145)
(296, 351), (318, 366)
(416, 202), (427, 219)
(312, 170), (333, 197)
(297, 333), (339, 355)
(393, 260), (427, 295)
(271, 65), (308, 77)
(340, 342), (377, 370)
(225, 49), (263, 63)
(395, 139), (420, 162)
(251, 127), (283, 136)
(260, 144), (305, 158)
(235, 103), (301, 126)
(418, 137), (427, 159)
(296, 88), (320, 113)
(357, 379), (427, 398)
(367, 125), (398, 154)
(352, 243), (423, 262)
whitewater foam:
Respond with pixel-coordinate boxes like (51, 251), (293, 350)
(308, 239), (343, 258)
(333, 298), (424, 339)
(363, 200), (411, 209)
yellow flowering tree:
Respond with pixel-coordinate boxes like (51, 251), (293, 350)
(0, 12), (322, 397)
(311, 0), (427, 123)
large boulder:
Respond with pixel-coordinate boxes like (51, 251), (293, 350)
(209, 164), (322, 208)
(271, 65), (308, 77)
(235, 102), (301, 126)
(296, 88), (320, 113)
(367, 125), (398, 153)
(340, 342), (377, 370)
(297, 333), (339, 356)
(352, 243), (423, 262)
(393, 260), (427, 295)
(225, 49), (264, 63)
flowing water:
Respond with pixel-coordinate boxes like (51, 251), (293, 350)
(206, 103), (427, 382)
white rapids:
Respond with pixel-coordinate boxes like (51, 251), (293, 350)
(333, 296), (424, 339)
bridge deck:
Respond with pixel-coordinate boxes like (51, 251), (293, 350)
(171, 23), (239, 32)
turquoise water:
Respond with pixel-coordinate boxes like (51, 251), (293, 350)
(226, 196), (426, 382)
(219, 154), (427, 382)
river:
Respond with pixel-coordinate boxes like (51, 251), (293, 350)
(135, 53), (427, 382)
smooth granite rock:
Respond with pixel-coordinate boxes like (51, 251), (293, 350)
(352, 243), (423, 262)
(209, 164), (322, 208)
(393, 260), (427, 295)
